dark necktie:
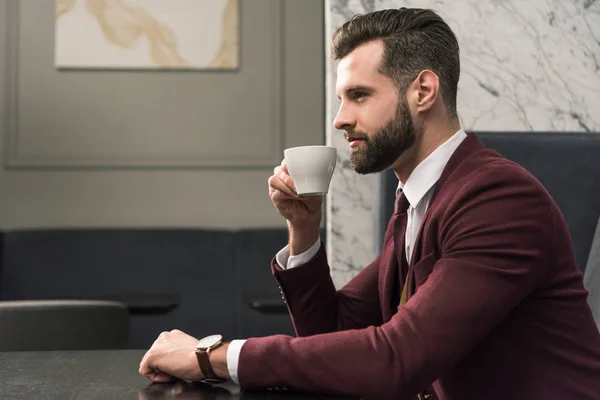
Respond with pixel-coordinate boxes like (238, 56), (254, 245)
(394, 190), (410, 215)
(394, 192), (435, 400)
(392, 191), (411, 307)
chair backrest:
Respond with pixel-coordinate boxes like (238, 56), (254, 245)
(584, 218), (600, 329)
(0, 300), (129, 351)
(372, 131), (600, 272)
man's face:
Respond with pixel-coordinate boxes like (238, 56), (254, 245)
(334, 40), (416, 174)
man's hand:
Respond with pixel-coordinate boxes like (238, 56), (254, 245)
(139, 330), (218, 383)
(268, 160), (323, 255)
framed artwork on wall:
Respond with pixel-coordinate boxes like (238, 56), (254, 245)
(55, 0), (239, 70)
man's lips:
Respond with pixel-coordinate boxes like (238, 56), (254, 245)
(346, 137), (366, 148)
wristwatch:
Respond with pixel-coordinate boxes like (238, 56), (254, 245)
(195, 334), (226, 383)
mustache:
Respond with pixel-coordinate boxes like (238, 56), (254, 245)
(344, 131), (369, 141)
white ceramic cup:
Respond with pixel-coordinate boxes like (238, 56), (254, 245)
(284, 145), (337, 196)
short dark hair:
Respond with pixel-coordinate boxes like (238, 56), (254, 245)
(331, 8), (460, 118)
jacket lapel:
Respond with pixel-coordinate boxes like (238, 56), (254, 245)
(379, 133), (488, 312)
(405, 133), (486, 297)
(382, 255), (397, 322)
(379, 223), (401, 323)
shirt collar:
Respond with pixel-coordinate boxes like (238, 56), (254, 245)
(396, 129), (468, 208)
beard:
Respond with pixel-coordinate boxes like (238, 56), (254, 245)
(348, 98), (416, 175)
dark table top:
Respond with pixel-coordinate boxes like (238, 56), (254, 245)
(0, 350), (356, 400)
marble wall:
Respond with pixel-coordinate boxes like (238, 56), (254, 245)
(325, 0), (600, 288)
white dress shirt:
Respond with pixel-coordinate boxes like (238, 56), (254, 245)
(225, 129), (468, 383)
(399, 129), (467, 263)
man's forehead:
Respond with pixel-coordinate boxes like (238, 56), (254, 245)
(336, 41), (385, 92)
(338, 40), (384, 69)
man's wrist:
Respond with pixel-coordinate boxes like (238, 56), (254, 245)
(288, 222), (320, 256)
(209, 341), (231, 380)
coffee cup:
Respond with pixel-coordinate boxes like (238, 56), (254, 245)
(283, 145), (337, 196)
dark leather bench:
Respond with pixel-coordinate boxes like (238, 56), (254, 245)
(0, 228), (299, 348)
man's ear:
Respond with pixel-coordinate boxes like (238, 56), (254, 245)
(413, 69), (440, 113)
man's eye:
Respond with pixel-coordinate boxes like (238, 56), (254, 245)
(354, 92), (367, 100)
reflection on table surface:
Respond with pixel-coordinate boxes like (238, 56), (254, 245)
(139, 380), (354, 399)
(0, 350), (357, 400)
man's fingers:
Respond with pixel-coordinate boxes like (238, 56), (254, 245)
(139, 351), (173, 383)
(276, 171), (297, 193)
(139, 352), (154, 378)
(271, 191), (302, 204)
(151, 371), (175, 383)
(268, 175), (298, 198)
(272, 162), (295, 190)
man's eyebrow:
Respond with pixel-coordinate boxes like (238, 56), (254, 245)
(337, 85), (374, 99)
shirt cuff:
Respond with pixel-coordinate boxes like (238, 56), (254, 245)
(226, 339), (246, 385)
(275, 238), (321, 269)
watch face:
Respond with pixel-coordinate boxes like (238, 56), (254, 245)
(195, 334), (223, 350)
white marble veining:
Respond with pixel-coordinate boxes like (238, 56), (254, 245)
(326, 0), (600, 288)
(325, 1), (371, 289)
(454, 0), (600, 131)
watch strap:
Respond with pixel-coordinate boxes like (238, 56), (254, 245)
(195, 347), (225, 383)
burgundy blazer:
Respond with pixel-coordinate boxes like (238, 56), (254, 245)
(238, 133), (600, 400)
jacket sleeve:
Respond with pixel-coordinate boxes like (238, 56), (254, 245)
(271, 241), (384, 337)
(239, 167), (552, 400)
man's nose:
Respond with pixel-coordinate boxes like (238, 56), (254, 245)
(333, 106), (355, 131)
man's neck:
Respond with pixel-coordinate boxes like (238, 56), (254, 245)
(393, 120), (461, 183)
